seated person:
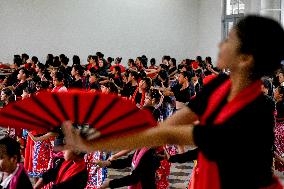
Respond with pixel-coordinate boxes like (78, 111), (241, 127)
(34, 138), (88, 189)
(0, 137), (33, 189)
(97, 147), (161, 189)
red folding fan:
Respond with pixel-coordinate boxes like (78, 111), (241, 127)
(0, 90), (156, 139)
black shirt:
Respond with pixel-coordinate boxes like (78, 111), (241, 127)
(41, 159), (88, 189)
(70, 79), (83, 89)
(188, 74), (275, 189)
(171, 84), (193, 103)
(109, 149), (159, 189)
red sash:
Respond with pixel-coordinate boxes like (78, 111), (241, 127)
(55, 159), (86, 184)
(191, 79), (282, 189)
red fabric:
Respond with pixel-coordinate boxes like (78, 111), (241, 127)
(0, 91), (156, 140)
(9, 163), (25, 189)
(87, 64), (98, 71)
(131, 87), (145, 108)
(110, 64), (126, 73)
(148, 66), (158, 79)
(55, 159), (86, 184)
(203, 74), (218, 85)
(0, 64), (10, 69)
(191, 79), (267, 189)
(128, 147), (149, 189)
(191, 61), (199, 69)
(52, 84), (65, 92)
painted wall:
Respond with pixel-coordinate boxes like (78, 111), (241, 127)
(0, 0), (199, 65)
(196, 0), (222, 64)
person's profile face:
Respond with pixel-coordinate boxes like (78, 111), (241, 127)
(0, 91), (7, 101)
(278, 73), (284, 84)
(216, 29), (241, 71)
(101, 85), (109, 94)
(17, 70), (24, 80)
(53, 78), (61, 87)
(0, 146), (16, 173)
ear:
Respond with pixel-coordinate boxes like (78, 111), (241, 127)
(239, 54), (254, 69)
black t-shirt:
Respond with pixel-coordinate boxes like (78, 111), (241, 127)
(168, 66), (177, 76)
(89, 82), (100, 90)
(70, 79), (83, 89)
(276, 100), (284, 120)
(14, 81), (28, 97)
(188, 74), (275, 188)
(121, 83), (137, 97)
(171, 84), (192, 103)
(135, 92), (142, 105)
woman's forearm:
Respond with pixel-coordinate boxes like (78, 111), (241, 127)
(74, 124), (195, 152)
(159, 107), (198, 127)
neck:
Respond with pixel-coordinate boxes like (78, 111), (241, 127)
(182, 81), (189, 89)
(72, 157), (83, 163)
(7, 164), (17, 174)
(20, 79), (26, 83)
(138, 88), (145, 93)
(228, 72), (255, 101)
(131, 80), (137, 86)
(75, 75), (81, 80)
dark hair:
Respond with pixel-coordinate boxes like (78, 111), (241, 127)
(130, 71), (139, 81)
(235, 15), (284, 79)
(158, 70), (169, 81)
(141, 55), (148, 68)
(104, 82), (118, 94)
(115, 57), (122, 64)
(261, 77), (273, 97)
(31, 56), (38, 63)
(72, 55), (81, 66)
(1, 88), (15, 104)
(36, 62), (45, 72)
(205, 56), (212, 64)
(96, 52), (104, 59)
(141, 77), (152, 91)
(170, 58), (176, 67)
(196, 56), (202, 63)
(53, 56), (60, 67)
(13, 55), (22, 67)
(107, 57), (114, 64)
(180, 71), (191, 81)
(59, 54), (66, 60)
(61, 56), (69, 66)
(19, 68), (30, 78)
(0, 137), (21, 162)
(72, 64), (84, 76)
(163, 55), (171, 62)
(128, 59), (134, 65)
(113, 66), (121, 76)
(150, 58), (156, 66)
(21, 53), (29, 60)
(46, 54), (54, 66)
(55, 71), (64, 82)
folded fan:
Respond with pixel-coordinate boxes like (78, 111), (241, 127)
(0, 90), (156, 139)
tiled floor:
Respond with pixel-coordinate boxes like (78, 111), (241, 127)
(108, 161), (193, 189)
(108, 162), (284, 189)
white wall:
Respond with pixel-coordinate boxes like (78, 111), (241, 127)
(196, 0), (222, 64)
(0, 0), (199, 65)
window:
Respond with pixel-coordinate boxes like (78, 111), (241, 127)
(222, 0), (245, 39)
(226, 0), (245, 15)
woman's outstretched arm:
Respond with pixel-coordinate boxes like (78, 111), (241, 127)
(62, 120), (195, 153)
